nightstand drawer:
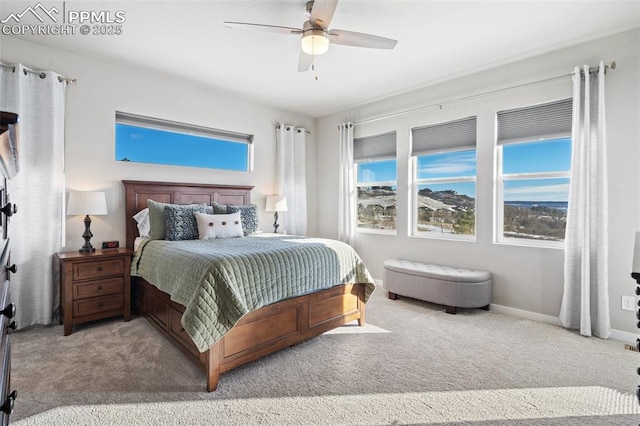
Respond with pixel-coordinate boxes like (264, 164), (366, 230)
(73, 277), (124, 300)
(73, 259), (124, 281)
(73, 294), (123, 317)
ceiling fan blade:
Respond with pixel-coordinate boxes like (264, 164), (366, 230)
(298, 51), (314, 72)
(310, 0), (338, 29)
(329, 29), (397, 49)
(224, 21), (301, 35)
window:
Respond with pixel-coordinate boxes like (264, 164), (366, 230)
(496, 99), (572, 245)
(411, 117), (477, 239)
(115, 112), (253, 172)
(354, 131), (397, 232)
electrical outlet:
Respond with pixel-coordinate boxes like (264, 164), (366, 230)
(622, 296), (635, 311)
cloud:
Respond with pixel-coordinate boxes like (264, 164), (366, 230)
(418, 151), (476, 177)
(504, 183), (569, 201)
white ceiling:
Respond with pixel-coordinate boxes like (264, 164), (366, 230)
(2, 1), (640, 117)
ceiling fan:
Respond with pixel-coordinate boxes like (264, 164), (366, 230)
(224, 0), (398, 72)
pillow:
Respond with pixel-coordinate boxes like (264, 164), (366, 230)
(147, 200), (168, 240)
(133, 208), (150, 237)
(165, 204), (207, 241)
(211, 201), (228, 214)
(195, 211), (244, 239)
(147, 200), (206, 240)
(227, 204), (261, 236)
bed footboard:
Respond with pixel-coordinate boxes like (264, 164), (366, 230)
(133, 278), (367, 391)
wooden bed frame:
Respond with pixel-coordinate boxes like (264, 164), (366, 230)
(123, 180), (367, 391)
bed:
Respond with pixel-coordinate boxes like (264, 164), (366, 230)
(123, 180), (374, 391)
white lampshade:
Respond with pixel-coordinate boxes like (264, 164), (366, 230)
(301, 31), (329, 55)
(67, 191), (108, 216)
(265, 195), (288, 212)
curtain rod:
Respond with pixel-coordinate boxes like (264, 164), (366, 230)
(0, 62), (76, 85)
(276, 123), (312, 134)
(355, 61), (616, 126)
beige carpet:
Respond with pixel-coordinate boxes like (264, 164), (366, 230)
(9, 286), (640, 425)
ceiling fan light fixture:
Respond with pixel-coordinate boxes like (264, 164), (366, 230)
(301, 29), (329, 55)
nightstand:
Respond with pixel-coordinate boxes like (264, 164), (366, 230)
(57, 248), (133, 336)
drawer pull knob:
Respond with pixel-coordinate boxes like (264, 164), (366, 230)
(0, 303), (15, 319)
(7, 321), (16, 331)
(97, 303), (103, 308)
(153, 307), (158, 312)
(0, 203), (16, 217)
(97, 285), (102, 291)
(97, 266), (103, 272)
(5, 264), (16, 274)
(1, 390), (17, 414)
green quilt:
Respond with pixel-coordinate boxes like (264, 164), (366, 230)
(131, 234), (375, 352)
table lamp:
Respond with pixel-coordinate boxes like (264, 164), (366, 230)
(265, 195), (288, 234)
(67, 191), (107, 253)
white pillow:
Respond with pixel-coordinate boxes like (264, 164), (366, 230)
(133, 208), (150, 237)
(195, 211), (244, 240)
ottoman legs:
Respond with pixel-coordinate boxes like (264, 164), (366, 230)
(388, 291), (398, 300)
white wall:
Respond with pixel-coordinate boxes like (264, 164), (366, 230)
(0, 36), (317, 249)
(316, 29), (640, 336)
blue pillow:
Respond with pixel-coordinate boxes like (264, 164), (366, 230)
(227, 204), (261, 236)
(164, 204), (207, 241)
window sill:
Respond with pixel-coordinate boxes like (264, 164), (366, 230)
(495, 238), (564, 250)
(356, 228), (397, 236)
(411, 233), (476, 242)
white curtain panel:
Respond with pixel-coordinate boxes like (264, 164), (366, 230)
(559, 62), (610, 338)
(0, 64), (66, 329)
(337, 123), (355, 245)
(275, 124), (307, 236)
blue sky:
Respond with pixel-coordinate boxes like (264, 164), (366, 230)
(357, 138), (572, 201)
(115, 124), (248, 171)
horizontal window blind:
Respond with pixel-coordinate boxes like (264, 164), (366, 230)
(116, 111), (253, 144)
(497, 98), (572, 145)
(353, 131), (396, 162)
(411, 116), (476, 157)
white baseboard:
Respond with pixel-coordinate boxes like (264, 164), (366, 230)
(490, 303), (638, 344)
(490, 303), (562, 326)
(609, 328), (639, 344)
(376, 282), (637, 344)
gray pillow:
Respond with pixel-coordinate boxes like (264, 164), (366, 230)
(147, 200), (206, 240)
(165, 204), (206, 241)
(227, 204), (261, 236)
(211, 201), (228, 214)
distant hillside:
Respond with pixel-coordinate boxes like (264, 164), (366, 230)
(418, 188), (475, 210)
(358, 186), (567, 240)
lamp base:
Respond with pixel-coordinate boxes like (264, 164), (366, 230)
(79, 214), (96, 253)
(273, 211), (280, 234)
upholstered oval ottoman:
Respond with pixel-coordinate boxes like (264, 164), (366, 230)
(383, 258), (492, 314)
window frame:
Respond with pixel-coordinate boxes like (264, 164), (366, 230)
(355, 159), (398, 235)
(495, 143), (570, 249)
(410, 116), (478, 241)
(115, 111), (254, 172)
(411, 149), (477, 241)
(494, 99), (572, 248)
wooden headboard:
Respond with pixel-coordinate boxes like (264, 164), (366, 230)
(122, 180), (253, 250)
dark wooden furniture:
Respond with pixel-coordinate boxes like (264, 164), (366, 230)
(123, 180), (368, 392)
(57, 248), (133, 336)
(0, 111), (19, 424)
